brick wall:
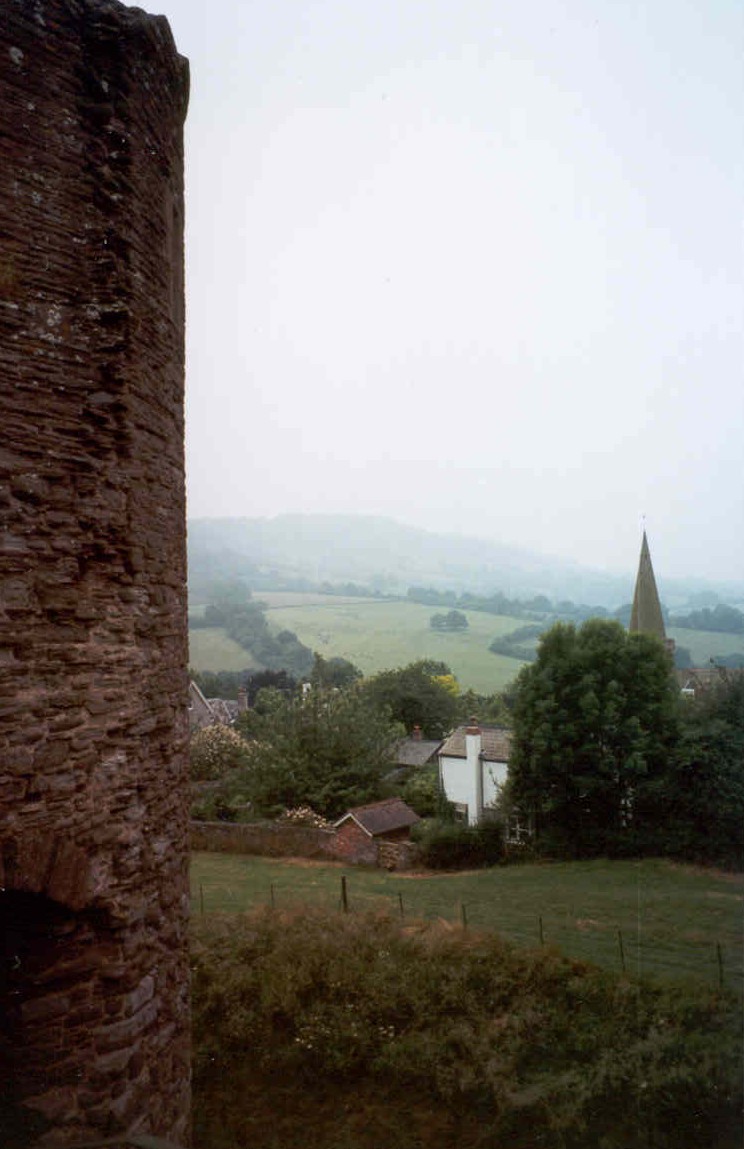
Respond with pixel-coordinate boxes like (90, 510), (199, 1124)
(0, 2), (190, 1143)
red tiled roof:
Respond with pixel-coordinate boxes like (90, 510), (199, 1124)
(439, 725), (512, 762)
(335, 797), (420, 837)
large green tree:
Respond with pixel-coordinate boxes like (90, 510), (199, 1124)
(362, 660), (460, 738)
(664, 674), (744, 867)
(235, 687), (403, 819)
(508, 619), (680, 857)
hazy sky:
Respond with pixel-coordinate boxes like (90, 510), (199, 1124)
(146, 0), (742, 581)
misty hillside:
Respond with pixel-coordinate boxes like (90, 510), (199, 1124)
(187, 513), (709, 608)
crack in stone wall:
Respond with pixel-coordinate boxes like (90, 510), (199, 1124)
(0, 1), (190, 1143)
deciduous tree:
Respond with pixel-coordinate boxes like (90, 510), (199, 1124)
(508, 619), (680, 857)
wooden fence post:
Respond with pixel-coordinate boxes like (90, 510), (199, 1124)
(341, 875), (349, 913)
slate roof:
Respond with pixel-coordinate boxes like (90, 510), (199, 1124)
(439, 725), (512, 762)
(335, 797), (420, 837)
(207, 698), (239, 724)
(392, 736), (442, 768)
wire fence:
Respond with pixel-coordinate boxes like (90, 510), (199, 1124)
(193, 872), (744, 994)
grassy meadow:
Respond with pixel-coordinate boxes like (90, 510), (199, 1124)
(668, 626), (744, 665)
(188, 627), (261, 672)
(191, 852), (744, 992)
(258, 594), (525, 691)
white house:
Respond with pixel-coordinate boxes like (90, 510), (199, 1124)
(438, 724), (511, 826)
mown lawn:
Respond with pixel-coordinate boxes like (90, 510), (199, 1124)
(190, 852), (744, 992)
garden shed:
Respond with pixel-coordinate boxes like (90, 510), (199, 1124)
(333, 798), (420, 869)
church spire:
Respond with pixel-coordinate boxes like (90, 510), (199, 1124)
(629, 531), (666, 641)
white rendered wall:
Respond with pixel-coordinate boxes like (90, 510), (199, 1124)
(439, 755), (509, 825)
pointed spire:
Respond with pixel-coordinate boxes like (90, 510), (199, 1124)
(629, 531), (666, 641)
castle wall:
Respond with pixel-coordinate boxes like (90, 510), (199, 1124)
(0, 1), (190, 1142)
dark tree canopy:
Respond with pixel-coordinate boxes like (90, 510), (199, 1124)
(362, 660), (460, 739)
(430, 609), (469, 632)
(508, 619), (680, 857)
(666, 674), (744, 868)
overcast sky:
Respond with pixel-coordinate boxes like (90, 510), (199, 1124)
(146, 0), (742, 581)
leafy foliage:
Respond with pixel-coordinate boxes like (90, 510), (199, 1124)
(412, 818), (505, 869)
(663, 675), (744, 868)
(190, 724), (251, 781)
(362, 660), (460, 738)
(310, 652), (363, 689)
(203, 600), (313, 677)
(674, 604), (744, 633)
(508, 620), (680, 857)
(233, 687), (403, 819)
(192, 907), (743, 1149)
(430, 609), (469, 631)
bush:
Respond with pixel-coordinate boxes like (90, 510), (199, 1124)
(191, 907), (743, 1149)
(190, 724), (251, 781)
(414, 818), (505, 869)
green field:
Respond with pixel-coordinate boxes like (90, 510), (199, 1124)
(668, 626), (744, 665)
(187, 596), (744, 685)
(188, 628), (260, 672)
(261, 595), (525, 691)
(191, 852), (744, 991)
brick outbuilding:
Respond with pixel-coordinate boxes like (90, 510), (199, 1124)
(333, 798), (420, 869)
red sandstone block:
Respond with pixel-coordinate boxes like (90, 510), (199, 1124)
(94, 998), (158, 1051)
(22, 1085), (79, 1124)
(125, 975), (155, 1015)
(21, 992), (71, 1024)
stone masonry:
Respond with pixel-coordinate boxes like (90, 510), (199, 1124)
(0, 2), (190, 1144)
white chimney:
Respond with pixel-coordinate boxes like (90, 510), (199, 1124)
(465, 723), (482, 826)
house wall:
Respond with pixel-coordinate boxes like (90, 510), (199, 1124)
(440, 755), (476, 823)
(439, 757), (508, 825)
(483, 761), (509, 810)
(0, 3), (190, 1143)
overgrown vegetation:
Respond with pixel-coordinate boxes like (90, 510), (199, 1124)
(412, 818), (505, 869)
(231, 686), (403, 819)
(508, 621), (744, 867)
(192, 906), (743, 1149)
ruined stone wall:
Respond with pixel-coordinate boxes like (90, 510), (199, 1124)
(0, 1), (190, 1143)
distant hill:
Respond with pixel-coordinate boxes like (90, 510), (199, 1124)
(187, 513), (743, 610)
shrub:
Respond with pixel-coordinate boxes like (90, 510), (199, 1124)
(191, 907), (743, 1149)
(414, 818), (505, 869)
(190, 724), (251, 781)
